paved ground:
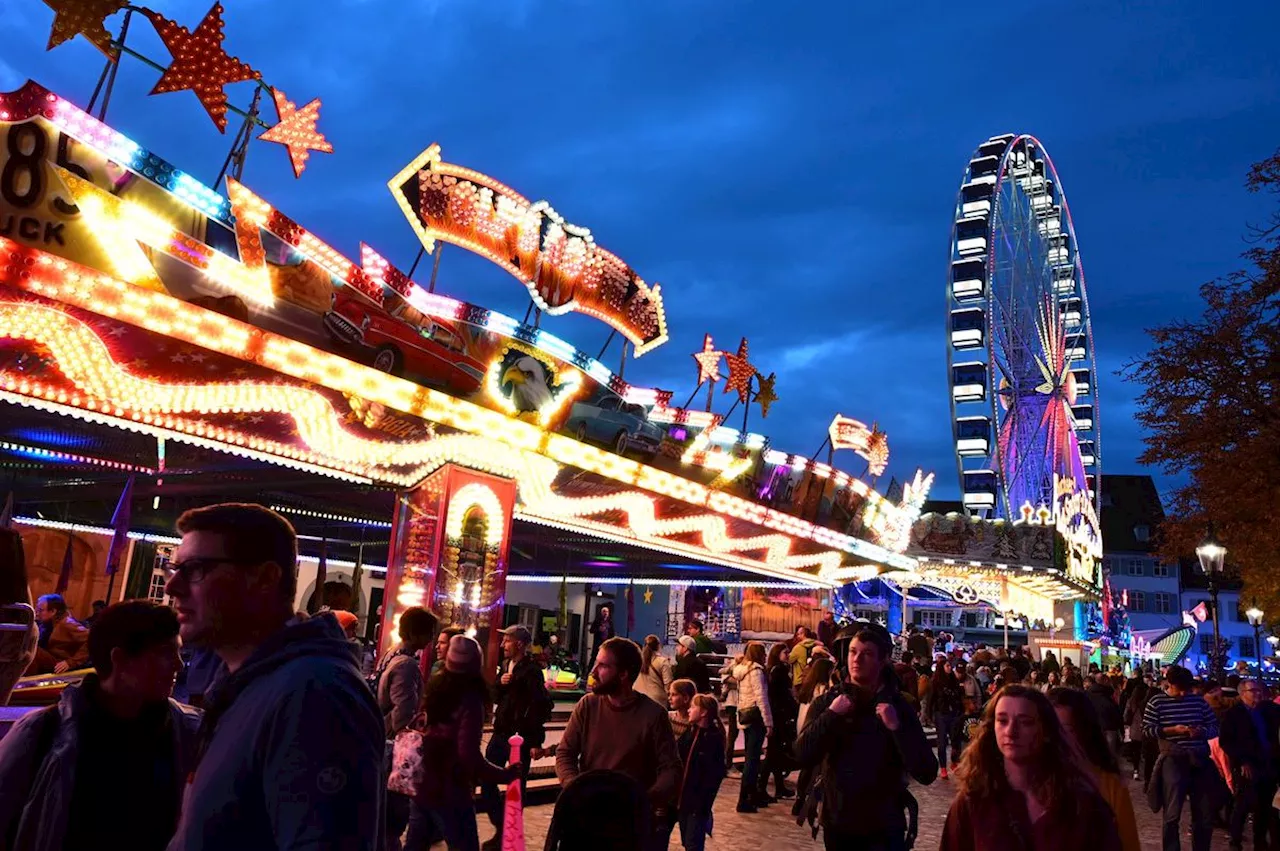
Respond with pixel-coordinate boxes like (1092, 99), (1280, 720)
(479, 769), (1247, 850)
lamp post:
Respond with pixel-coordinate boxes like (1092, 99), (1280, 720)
(1246, 603), (1265, 669)
(1196, 526), (1227, 678)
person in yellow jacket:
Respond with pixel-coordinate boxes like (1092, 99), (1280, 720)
(1047, 688), (1141, 851)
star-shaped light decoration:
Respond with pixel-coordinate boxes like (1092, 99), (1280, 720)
(146, 3), (259, 132)
(754, 371), (778, 418)
(721, 337), (755, 402)
(259, 87), (333, 178)
(692, 333), (722, 386)
(43, 0), (127, 55)
(643, 587), (653, 604)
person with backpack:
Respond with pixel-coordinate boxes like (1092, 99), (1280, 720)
(0, 600), (201, 851)
(794, 624), (937, 849)
(480, 626), (551, 851)
(373, 606), (438, 850)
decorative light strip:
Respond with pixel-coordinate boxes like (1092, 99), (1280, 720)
(13, 515), (180, 544)
(505, 575), (827, 590)
(0, 440), (156, 474)
(269, 505), (393, 528)
(0, 391), (375, 485)
(297, 555), (387, 574)
(0, 82), (232, 223)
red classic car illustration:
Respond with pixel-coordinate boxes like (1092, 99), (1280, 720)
(322, 286), (486, 394)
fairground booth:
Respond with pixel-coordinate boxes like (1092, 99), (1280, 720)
(0, 4), (1103, 714)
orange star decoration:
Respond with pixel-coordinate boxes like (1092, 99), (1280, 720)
(692, 333), (723, 386)
(43, 0), (127, 55)
(721, 337), (755, 402)
(146, 3), (259, 133)
(259, 87), (333, 178)
(754, 371), (778, 418)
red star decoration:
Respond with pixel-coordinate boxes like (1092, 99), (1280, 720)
(43, 0), (126, 55)
(722, 337), (755, 402)
(146, 3), (259, 133)
(692, 333), (723, 386)
(259, 87), (333, 178)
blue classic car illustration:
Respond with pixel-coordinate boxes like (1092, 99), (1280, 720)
(564, 394), (665, 458)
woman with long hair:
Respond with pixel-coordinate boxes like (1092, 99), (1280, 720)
(940, 685), (1122, 851)
(635, 634), (673, 707)
(673, 694), (727, 851)
(1121, 676), (1151, 781)
(932, 658), (966, 778)
(1048, 688), (1141, 851)
(732, 641), (771, 813)
(791, 654), (836, 817)
(719, 652), (743, 771)
(406, 635), (517, 851)
(1042, 670), (1060, 693)
(759, 642), (798, 803)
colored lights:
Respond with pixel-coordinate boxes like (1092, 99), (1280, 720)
(0, 440), (155, 474)
(258, 87), (332, 178)
(145, 3), (260, 133)
(721, 337), (754, 403)
(827, 415), (890, 477)
(444, 483), (505, 545)
(41, 0), (127, 56)
(388, 144), (669, 356)
(692, 334), (722, 386)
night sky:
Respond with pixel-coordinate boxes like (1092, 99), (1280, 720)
(3, 0), (1277, 501)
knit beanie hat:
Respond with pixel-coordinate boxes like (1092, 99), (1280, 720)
(446, 634), (483, 674)
(677, 636), (697, 652)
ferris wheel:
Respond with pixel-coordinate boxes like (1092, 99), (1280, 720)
(946, 133), (1100, 521)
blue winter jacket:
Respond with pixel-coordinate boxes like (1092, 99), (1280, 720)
(166, 613), (385, 851)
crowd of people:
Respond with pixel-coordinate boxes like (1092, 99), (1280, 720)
(4, 503), (1280, 851)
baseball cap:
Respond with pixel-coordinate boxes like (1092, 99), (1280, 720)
(677, 635), (697, 652)
(501, 624), (532, 644)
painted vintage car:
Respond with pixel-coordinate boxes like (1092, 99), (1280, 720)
(322, 287), (486, 394)
(563, 394), (665, 458)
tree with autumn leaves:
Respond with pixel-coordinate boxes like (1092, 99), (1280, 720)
(1124, 149), (1280, 619)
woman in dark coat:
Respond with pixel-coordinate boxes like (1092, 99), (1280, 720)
(759, 642), (798, 802)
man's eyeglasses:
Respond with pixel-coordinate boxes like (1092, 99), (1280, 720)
(164, 558), (243, 584)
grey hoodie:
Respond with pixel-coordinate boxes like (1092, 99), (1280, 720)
(166, 613), (384, 851)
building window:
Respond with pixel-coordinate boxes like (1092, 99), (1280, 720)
(1200, 633), (1215, 654)
(1154, 562), (1172, 578)
(1126, 558), (1146, 577)
(1240, 637), (1256, 659)
(1129, 592), (1146, 613)
(914, 609), (953, 628)
(1154, 593), (1173, 614)
(1134, 525), (1151, 543)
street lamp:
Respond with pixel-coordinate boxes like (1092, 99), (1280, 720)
(1246, 603), (1265, 669)
(1196, 525), (1227, 678)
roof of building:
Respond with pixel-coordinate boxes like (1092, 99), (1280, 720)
(1101, 475), (1165, 554)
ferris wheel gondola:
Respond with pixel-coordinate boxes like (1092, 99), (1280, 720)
(946, 134), (1100, 522)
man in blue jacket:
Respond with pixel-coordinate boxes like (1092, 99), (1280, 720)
(163, 503), (384, 851)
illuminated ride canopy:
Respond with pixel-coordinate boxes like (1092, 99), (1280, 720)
(0, 79), (930, 595)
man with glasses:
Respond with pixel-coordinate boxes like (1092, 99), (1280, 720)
(163, 503), (383, 851)
(1220, 678), (1280, 851)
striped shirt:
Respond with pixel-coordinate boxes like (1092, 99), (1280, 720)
(670, 710), (693, 739)
(1142, 691), (1218, 753)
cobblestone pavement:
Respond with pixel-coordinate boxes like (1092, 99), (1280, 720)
(483, 770), (1246, 850)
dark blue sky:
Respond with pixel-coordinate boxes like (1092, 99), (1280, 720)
(3, 0), (1278, 501)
